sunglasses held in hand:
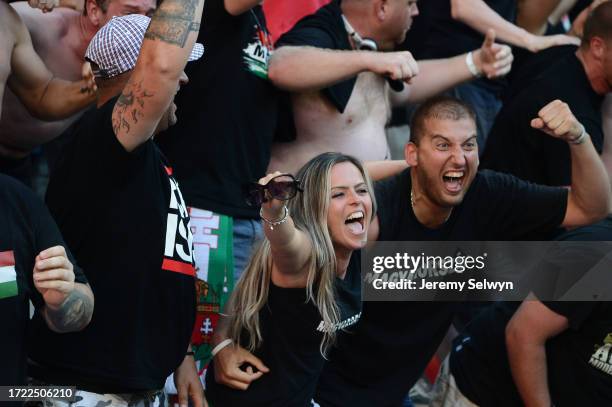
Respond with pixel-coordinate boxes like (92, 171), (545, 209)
(245, 174), (303, 207)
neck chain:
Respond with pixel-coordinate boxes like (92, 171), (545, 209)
(410, 190), (452, 224)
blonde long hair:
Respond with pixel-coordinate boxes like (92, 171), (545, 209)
(227, 153), (377, 356)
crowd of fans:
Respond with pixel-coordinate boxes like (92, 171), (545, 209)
(1, 0), (611, 406)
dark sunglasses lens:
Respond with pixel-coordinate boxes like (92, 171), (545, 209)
(269, 175), (297, 200)
(246, 184), (265, 206)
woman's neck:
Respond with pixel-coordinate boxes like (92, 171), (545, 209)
(335, 248), (352, 280)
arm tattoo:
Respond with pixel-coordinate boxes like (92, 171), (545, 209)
(145, 0), (200, 47)
(112, 80), (154, 136)
(44, 288), (93, 333)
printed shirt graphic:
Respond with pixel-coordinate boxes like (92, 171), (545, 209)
(0, 251), (17, 299)
(163, 167), (196, 277)
(243, 22), (273, 79)
(589, 333), (612, 375)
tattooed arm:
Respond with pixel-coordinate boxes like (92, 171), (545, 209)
(33, 246), (94, 333)
(111, 0), (204, 152)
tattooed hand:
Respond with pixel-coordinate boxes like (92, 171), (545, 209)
(34, 246), (94, 332)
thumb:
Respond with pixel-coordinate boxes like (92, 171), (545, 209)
(531, 118), (544, 129)
(244, 352), (270, 373)
(82, 62), (92, 80)
(484, 29), (496, 49)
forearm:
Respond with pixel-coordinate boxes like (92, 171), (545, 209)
(212, 313), (231, 346)
(365, 160), (408, 181)
(451, 0), (532, 48)
(43, 283), (94, 333)
(397, 55), (472, 105)
(33, 77), (94, 121)
(549, 0), (578, 25)
(142, 0), (204, 79)
(268, 46), (372, 92)
(569, 136), (612, 222)
(260, 205), (311, 273)
(516, 0), (562, 34)
(261, 206), (299, 249)
(507, 335), (552, 407)
(601, 94), (612, 189)
(58, 0), (84, 11)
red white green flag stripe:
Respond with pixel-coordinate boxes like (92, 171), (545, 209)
(0, 251), (17, 299)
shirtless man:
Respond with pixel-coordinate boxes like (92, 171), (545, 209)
(0, 0), (155, 164)
(0, 1), (95, 144)
(266, 0), (514, 175)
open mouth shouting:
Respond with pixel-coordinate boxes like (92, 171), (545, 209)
(345, 210), (365, 235)
(442, 170), (466, 194)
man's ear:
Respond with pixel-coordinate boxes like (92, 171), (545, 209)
(85, 0), (104, 27)
(405, 142), (418, 167)
(590, 36), (606, 60)
(375, 0), (388, 21)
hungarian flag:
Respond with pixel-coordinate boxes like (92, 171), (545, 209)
(0, 251), (17, 299)
(263, 0), (331, 44)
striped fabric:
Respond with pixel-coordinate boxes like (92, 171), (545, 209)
(85, 14), (204, 79)
(0, 251), (17, 300)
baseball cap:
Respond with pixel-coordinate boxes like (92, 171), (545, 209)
(85, 14), (204, 79)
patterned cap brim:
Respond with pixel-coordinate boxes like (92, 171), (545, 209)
(189, 43), (204, 62)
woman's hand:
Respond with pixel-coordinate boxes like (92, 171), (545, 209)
(259, 171), (287, 220)
(214, 344), (270, 390)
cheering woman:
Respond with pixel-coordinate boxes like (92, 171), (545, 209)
(205, 152), (377, 406)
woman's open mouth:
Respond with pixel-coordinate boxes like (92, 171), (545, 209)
(345, 211), (365, 234)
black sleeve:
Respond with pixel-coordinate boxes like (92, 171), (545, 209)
(541, 301), (596, 330)
(72, 98), (149, 185)
(538, 115), (604, 187)
(203, 0), (239, 26)
(27, 191), (88, 310)
(477, 170), (568, 238)
(276, 12), (339, 49)
(374, 172), (403, 241)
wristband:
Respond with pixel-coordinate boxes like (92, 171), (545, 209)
(569, 125), (588, 145)
(212, 339), (233, 357)
(186, 351), (195, 356)
(465, 52), (483, 78)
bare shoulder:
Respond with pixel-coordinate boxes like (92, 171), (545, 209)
(0, 2), (18, 103)
(0, 2), (19, 55)
(11, 1), (69, 39)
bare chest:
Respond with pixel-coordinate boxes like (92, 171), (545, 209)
(342, 72), (390, 125)
(0, 26), (15, 108)
(34, 31), (83, 80)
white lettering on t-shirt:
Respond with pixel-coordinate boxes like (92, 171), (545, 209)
(316, 312), (362, 333)
(162, 168), (195, 276)
(589, 334), (612, 376)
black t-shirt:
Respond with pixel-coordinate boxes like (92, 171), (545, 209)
(206, 250), (362, 407)
(315, 168), (568, 407)
(411, 0), (516, 60)
(452, 223), (612, 407)
(408, 0), (515, 92)
(450, 301), (523, 407)
(156, 1), (282, 218)
(452, 302), (612, 407)
(546, 301), (612, 406)
(29, 99), (196, 392)
(276, 0), (356, 113)
(0, 175), (86, 390)
(482, 52), (605, 186)
(505, 45), (577, 101)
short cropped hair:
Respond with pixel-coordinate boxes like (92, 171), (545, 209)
(410, 96), (477, 145)
(83, 0), (110, 16)
(583, 1), (612, 48)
